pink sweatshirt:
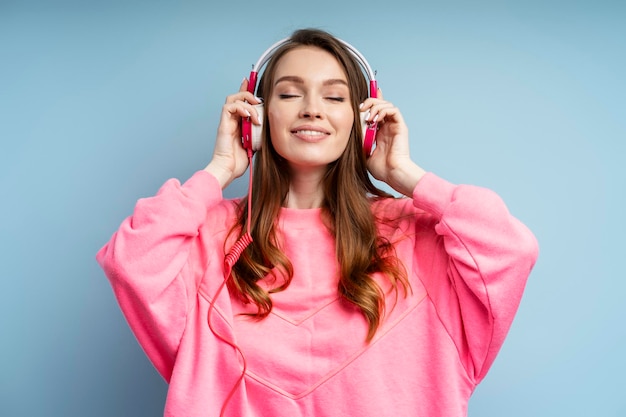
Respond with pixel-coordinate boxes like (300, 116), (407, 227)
(97, 170), (538, 417)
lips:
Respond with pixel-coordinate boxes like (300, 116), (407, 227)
(293, 130), (326, 136)
(291, 125), (330, 141)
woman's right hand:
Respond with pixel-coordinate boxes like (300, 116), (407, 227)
(204, 78), (262, 189)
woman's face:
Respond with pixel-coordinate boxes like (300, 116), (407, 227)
(267, 46), (354, 172)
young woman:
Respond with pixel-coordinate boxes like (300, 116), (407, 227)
(97, 28), (538, 417)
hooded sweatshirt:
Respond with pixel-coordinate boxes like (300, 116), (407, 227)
(96, 170), (538, 417)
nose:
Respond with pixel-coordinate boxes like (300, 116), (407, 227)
(299, 96), (323, 119)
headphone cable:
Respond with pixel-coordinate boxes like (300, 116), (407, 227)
(207, 147), (254, 417)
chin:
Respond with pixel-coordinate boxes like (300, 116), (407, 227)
(287, 156), (339, 170)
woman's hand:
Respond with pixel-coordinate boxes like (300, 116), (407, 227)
(204, 78), (262, 189)
(361, 90), (426, 197)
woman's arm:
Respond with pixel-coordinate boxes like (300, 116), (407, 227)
(97, 79), (262, 379)
(364, 92), (538, 382)
(412, 173), (539, 383)
(96, 171), (224, 380)
(360, 89), (426, 196)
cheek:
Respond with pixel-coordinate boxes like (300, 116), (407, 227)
(266, 110), (282, 140)
(346, 115), (356, 133)
(267, 105), (288, 129)
(266, 109), (289, 154)
(336, 110), (355, 138)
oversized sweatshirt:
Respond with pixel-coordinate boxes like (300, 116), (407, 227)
(96, 170), (538, 417)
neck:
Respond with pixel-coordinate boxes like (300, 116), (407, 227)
(284, 166), (326, 209)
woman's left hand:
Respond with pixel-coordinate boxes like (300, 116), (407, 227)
(361, 90), (426, 196)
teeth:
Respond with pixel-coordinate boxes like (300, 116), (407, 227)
(296, 130), (325, 136)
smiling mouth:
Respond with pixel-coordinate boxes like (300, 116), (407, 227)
(293, 130), (328, 136)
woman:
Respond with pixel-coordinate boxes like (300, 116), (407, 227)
(97, 28), (538, 417)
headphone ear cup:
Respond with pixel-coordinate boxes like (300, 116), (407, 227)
(360, 111), (377, 157)
(241, 104), (263, 151)
(360, 110), (368, 138)
(251, 103), (264, 151)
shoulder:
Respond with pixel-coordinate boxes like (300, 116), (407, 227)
(201, 197), (242, 238)
(370, 195), (437, 239)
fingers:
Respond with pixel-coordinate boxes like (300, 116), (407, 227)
(228, 78), (263, 104)
(236, 77), (261, 103)
(359, 88), (409, 146)
(360, 100), (399, 125)
(222, 101), (261, 125)
(239, 77), (248, 93)
(223, 78), (264, 124)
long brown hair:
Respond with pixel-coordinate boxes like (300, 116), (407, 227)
(227, 28), (409, 342)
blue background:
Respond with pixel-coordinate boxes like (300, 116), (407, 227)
(1, 0), (624, 416)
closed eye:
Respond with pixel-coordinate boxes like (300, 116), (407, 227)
(326, 97), (346, 102)
(279, 94), (300, 99)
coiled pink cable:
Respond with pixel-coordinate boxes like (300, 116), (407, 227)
(207, 148), (254, 417)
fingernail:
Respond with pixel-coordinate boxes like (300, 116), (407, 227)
(245, 109), (251, 117)
(255, 96), (264, 103)
(372, 114), (379, 123)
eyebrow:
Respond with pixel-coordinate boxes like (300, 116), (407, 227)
(274, 76), (348, 87)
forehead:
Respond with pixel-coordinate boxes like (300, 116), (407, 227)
(274, 46), (347, 81)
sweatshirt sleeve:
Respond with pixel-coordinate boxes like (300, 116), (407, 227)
(412, 172), (539, 384)
(95, 170), (224, 381)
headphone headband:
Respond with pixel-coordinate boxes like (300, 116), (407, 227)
(251, 37), (377, 82)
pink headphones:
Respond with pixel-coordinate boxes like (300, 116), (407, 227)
(241, 37), (379, 156)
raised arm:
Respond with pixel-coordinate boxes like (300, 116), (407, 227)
(363, 92), (538, 382)
(96, 171), (224, 380)
(412, 173), (539, 383)
(96, 79), (261, 379)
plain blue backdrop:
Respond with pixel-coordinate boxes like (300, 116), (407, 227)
(1, 0), (624, 416)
